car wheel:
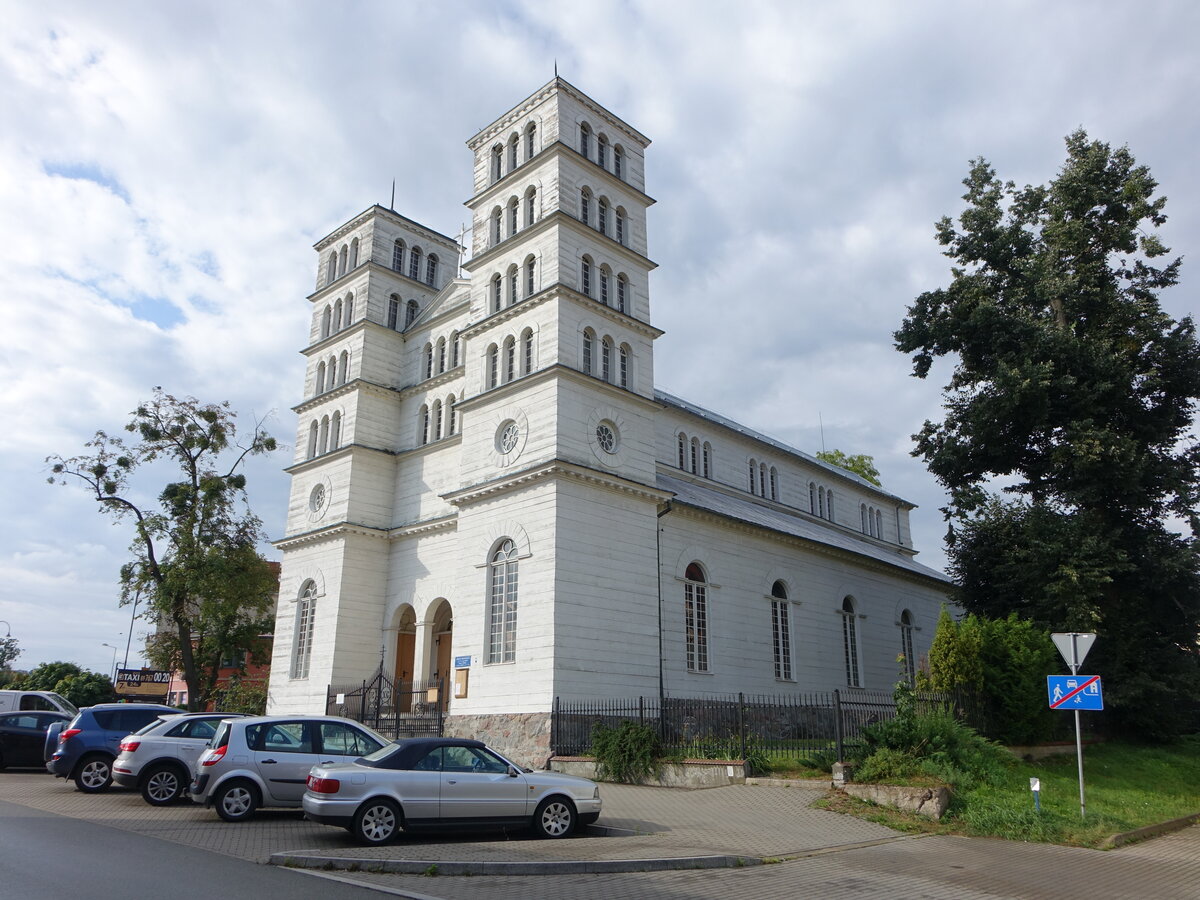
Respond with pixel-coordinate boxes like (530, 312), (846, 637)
(141, 763), (186, 805)
(532, 796), (575, 839)
(352, 798), (401, 845)
(74, 754), (113, 793)
(214, 779), (258, 822)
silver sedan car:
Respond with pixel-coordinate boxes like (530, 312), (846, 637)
(302, 737), (602, 844)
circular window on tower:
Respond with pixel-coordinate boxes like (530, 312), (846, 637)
(307, 476), (333, 522)
(489, 407), (529, 467)
(496, 420), (520, 454)
(595, 420), (619, 454)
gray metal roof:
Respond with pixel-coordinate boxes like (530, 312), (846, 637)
(656, 390), (913, 506)
(658, 471), (950, 585)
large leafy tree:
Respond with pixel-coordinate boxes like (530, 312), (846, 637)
(895, 131), (1200, 738)
(48, 390), (278, 711)
(816, 449), (882, 486)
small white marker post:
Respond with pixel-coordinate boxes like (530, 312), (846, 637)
(1030, 777), (1041, 813)
(1052, 632), (1097, 819)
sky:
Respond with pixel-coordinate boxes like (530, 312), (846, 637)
(2, 0), (1197, 677)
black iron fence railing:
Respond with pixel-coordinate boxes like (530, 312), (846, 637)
(327, 668), (445, 739)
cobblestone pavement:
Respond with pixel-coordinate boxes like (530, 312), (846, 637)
(2, 770), (1198, 900)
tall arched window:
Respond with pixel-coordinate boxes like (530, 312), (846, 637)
(598, 197), (608, 236)
(521, 328), (534, 375)
(876, 509), (884, 539)
(503, 336), (516, 383)
(405, 299), (419, 327)
(291, 581), (317, 679)
(770, 467), (778, 501)
(431, 400), (442, 441)
(525, 121), (536, 159)
(423, 343), (434, 380)
(343, 294), (354, 328)
(486, 343), (499, 389)
(684, 562), (709, 673)
(491, 208), (502, 246)
(599, 268), (610, 306)
(450, 331), (460, 368)
(809, 481), (817, 514)
(579, 122), (591, 158)
(338, 245), (348, 276)
(616, 275), (628, 313)
(327, 254), (337, 284)
(507, 265), (519, 307)
(508, 134), (519, 172)
(333, 299), (343, 331)
(316, 361), (327, 395)
(419, 405), (429, 445)
(619, 344), (630, 388)
(330, 411), (341, 450)
(601, 337), (612, 382)
(861, 504), (869, 534)
(900, 610), (916, 685)
(827, 489), (835, 522)
(749, 459), (758, 494)
(818, 486), (826, 519)
(579, 188), (591, 226)
(841, 597), (861, 687)
(328, 355), (338, 387)
(491, 145), (503, 183)
(409, 247), (422, 281)
(582, 329), (594, 375)
(597, 134), (608, 169)
(487, 539), (519, 664)
(581, 256), (592, 297)
(392, 240), (405, 272)
(426, 254), (438, 286)
(771, 580), (792, 680)
(319, 415), (330, 455)
(759, 463), (768, 497)
(338, 350), (349, 385)
(525, 186), (536, 227)
(387, 295), (400, 330)
(446, 395), (456, 435)
(349, 237), (359, 269)
(491, 274), (502, 313)
(436, 337), (446, 374)
(678, 432), (687, 469)
(508, 197), (519, 236)
(524, 256), (536, 296)
(307, 421), (319, 459)
(702, 441), (712, 478)
(614, 145), (624, 179)
(615, 208), (626, 245)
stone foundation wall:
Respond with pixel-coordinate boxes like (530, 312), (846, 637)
(443, 712), (552, 769)
(551, 756), (747, 788)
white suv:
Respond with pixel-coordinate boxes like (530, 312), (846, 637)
(112, 712), (246, 805)
(189, 715), (389, 822)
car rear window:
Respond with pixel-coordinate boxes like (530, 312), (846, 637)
(92, 710), (119, 730)
(210, 721), (233, 749)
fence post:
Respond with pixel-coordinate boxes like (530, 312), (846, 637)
(551, 696), (559, 756)
(834, 689), (844, 762)
(738, 692), (746, 763)
(359, 679), (367, 723)
(638, 695), (644, 725)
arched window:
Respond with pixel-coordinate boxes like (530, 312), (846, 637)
(491, 207), (502, 246)
(597, 197), (608, 236)
(684, 562), (709, 672)
(328, 355), (338, 387)
(423, 343), (434, 381)
(333, 298), (343, 331)
(818, 486), (826, 519)
(419, 405), (429, 446)
(490, 274), (502, 313)
(809, 482), (817, 514)
(599, 267), (610, 306)
(316, 361), (327, 395)
(861, 504), (869, 534)
(749, 458), (758, 494)
(507, 265), (519, 307)
(827, 489), (835, 522)
(579, 122), (591, 159)
(326, 253), (337, 284)
(702, 441), (712, 478)
(338, 350), (349, 385)
(431, 400), (442, 441)
(760, 463), (768, 497)
(521, 328), (534, 375)
(508, 134), (519, 172)
(678, 432), (687, 469)
(338, 244), (348, 276)
(900, 610), (916, 685)
(771, 580), (792, 680)
(349, 237), (359, 269)
(486, 343), (499, 389)
(446, 395), (456, 435)
(291, 581), (317, 679)
(436, 337), (446, 374)
(615, 208), (626, 245)
(691, 437), (700, 474)
(525, 186), (536, 227)
(426, 254), (438, 287)
(876, 509), (884, 539)
(307, 421), (319, 459)
(525, 121), (536, 159)
(581, 256), (592, 297)
(321, 305), (331, 339)
(319, 415), (330, 455)
(770, 467), (778, 501)
(601, 337), (612, 382)
(405, 299), (419, 327)
(508, 197), (519, 236)
(409, 247), (422, 281)
(503, 336), (516, 383)
(330, 411), (341, 450)
(392, 240), (405, 272)
(614, 145), (624, 179)
(343, 294), (354, 328)
(841, 597), (861, 687)
(597, 134), (608, 169)
(619, 344), (630, 388)
(487, 539), (519, 664)
(450, 331), (460, 368)
(616, 275), (628, 313)
(490, 145), (503, 183)
(524, 256), (536, 296)
(582, 329), (594, 375)
(579, 188), (591, 226)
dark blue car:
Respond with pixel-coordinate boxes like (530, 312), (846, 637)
(46, 703), (179, 792)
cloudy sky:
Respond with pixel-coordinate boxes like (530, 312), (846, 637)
(2, 0), (1197, 677)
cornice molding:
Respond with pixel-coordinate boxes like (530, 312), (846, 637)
(444, 457), (669, 508)
(466, 142), (655, 211)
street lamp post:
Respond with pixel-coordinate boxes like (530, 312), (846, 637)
(0, 620), (11, 637)
(101, 642), (120, 683)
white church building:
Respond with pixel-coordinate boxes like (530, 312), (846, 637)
(265, 78), (951, 762)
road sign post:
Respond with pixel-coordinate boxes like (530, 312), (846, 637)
(1051, 632), (1098, 819)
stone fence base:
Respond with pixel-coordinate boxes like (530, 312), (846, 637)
(550, 756), (747, 788)
(840, 783), (951, 819)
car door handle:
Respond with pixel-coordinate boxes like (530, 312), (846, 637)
(261, 759), (277, 764)
(447, 780), (457, 784)
(320, 760), (335, 765)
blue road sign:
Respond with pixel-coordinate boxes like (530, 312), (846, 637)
(1047, 675), (1103, 710)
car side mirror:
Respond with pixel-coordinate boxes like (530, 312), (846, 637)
(507, 765), (520, 778)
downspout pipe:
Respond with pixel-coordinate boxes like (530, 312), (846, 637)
(656, 500), (674, 705)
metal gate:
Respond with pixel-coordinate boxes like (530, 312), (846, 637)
(326, 666), (444, 739)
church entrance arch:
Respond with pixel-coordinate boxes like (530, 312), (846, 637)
(426, 599), (453, 713)
(392, 605), (417, 713)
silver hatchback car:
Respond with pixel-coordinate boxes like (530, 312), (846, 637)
(189, 715), (389, 822)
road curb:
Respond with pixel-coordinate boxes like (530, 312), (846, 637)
(1102, 812), (1200, 849)
(269, 851), (763, 875)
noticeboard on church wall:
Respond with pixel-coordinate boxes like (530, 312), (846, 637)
(114, 668), (171, 698)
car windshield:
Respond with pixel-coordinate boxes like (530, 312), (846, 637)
(358, 740), (403, 765)
(47, 693), (79, 717)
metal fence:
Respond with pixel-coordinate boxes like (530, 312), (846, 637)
(326, 668), (445, 739)
(551, 690), (959, 763)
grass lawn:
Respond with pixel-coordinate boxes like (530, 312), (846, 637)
(816, 735), (1200, 848)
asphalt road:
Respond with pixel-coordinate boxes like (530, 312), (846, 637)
(0, 798), (388, 900)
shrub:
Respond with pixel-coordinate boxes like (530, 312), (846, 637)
(591, 720), (661, 783)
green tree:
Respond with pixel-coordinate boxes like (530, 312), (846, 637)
(0, 636), (19, 672)
(815, 449), (881, 486)
(23, 661), (84, 691)
(53, 672), (115, 707)
(896, 131), (1200, 738)
(47, 389), (278, 711)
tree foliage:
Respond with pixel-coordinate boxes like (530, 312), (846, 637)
(0, 636), (19, 672)
(815, 449), (882, 486)
(23, 661), (84, 691)
(47, 389), (278, 711)
(53, 672), (115, 707)
(896, 132), (1200, 738)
